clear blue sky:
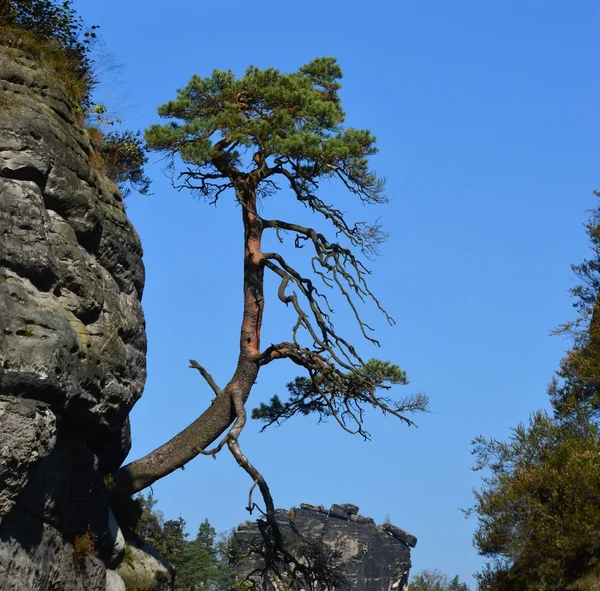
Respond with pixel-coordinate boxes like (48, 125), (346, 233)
(74, 1), (598, 586)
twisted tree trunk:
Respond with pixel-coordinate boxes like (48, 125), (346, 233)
(113, 182), (264, 496)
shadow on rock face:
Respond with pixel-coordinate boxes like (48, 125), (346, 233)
(0, 508), (106, 591)
(0, 41), (149, 591)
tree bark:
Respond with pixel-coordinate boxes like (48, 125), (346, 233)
(113, 183), (264, 495)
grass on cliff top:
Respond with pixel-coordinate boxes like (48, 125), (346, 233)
(0, 27), (150, 197)
(0, 2), (150, 198)
(0, 25), (94, 108)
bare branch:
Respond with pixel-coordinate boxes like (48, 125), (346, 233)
(189, 359), (223, 398)
(262, 216), (393, 326)
(227, 391), (346, 590)
(196, 432), (230, 459)
(269, 161), (388, 257)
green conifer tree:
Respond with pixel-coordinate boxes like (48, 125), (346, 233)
(468, 194), (600, 590)
(113, 57), (426, 589)
(409, 569), (470, 591)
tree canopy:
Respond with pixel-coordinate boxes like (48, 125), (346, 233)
(135, 493), (234, 591)
(468, 194), (600, 591)
(550, 191), (600, 420)
(144, 58), (385, 217)
(113, 58), (426, 588)
(409, 569), (470, 591)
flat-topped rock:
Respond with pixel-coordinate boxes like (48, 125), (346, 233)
(232, 503), (416, 590)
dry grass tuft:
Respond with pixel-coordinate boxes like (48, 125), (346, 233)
(0, 25), (94, 107)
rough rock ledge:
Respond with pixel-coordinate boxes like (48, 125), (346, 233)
(0, 42), (148, 590)
(232, 503), (416, 591)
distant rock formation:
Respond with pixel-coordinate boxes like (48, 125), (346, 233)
(232, 503), (416, 590)
(0, 42), (150, 590)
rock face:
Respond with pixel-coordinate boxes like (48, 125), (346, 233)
(0, 43), (147, 590)
(232, 503), (416, 590)
(117, 538), (175, 591)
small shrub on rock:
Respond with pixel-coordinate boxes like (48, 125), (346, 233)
(73, 530), (98, 560)
(0, 0), (98, 108)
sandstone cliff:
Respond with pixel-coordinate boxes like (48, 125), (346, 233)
(0, 42), (148, 590)
(232, 503), (416, 591)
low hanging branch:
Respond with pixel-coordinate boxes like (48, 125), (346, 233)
(113, 57), (428, 586)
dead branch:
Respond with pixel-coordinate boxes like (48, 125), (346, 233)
(189, 359), (223, 398)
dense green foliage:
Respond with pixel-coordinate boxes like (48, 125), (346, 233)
(136, 493), (235, 590)
(409, 569), (470, 591)
(170, 520), (235, 591)
(470, 413), (600, 590)
(550, 191), (600, 420)
(469, 195), (600, 591)
(145, 57), (383, 208)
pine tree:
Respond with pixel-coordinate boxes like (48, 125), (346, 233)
(468, 195), (600, 590)
(113, 57), (426, 588)
(409, 569), (470, 591)
(135, 497), (233, 591)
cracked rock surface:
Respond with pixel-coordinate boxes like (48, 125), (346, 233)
(0, 43), (147, 590)
(232, 503), (415, 590)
